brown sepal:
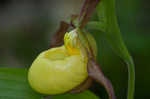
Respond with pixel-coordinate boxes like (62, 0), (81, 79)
(70, 77), (93, 93)
(79, 0), (100, 29)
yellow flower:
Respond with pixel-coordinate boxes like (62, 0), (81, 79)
(28, 28), (97, 95)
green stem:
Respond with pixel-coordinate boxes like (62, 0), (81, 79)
(126, 57), (135, 99)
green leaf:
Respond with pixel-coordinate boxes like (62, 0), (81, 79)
(0, 68), (43, 99)
(86, 21), (105, 32)
(96, 0), (135, 99)
(51, 90), (100, 99)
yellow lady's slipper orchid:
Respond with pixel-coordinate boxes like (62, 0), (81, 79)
(28, 28), (97, 95)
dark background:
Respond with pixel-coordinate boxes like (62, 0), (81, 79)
(0, 0), (149, 99)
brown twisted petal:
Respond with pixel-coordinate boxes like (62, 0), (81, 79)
(50, 21), (69, 48)
(87, 58), (116, 99)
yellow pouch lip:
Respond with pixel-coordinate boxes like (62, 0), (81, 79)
(39, 45), (81, 62)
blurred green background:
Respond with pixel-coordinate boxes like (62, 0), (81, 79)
(0, 0), (149, 99)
